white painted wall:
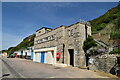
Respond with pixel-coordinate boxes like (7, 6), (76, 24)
(33, 52), (36, 61)
(13, 46), (34, 57)
(23, 50), (26, 56)
(22, 49), (31, 56)
(27, 50), (31, 56)
(34, 53), (40, 62)
(39, 53), (41, 62)
(45, 51), (54, 64)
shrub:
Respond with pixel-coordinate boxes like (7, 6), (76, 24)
(83, 35), (97, 53)
(89, 49), (100, 56)
(110, 31), (120, 39)
(97, 23), (106, 31)
(109, 49), (120, 54)
(115, 17), (120, 29)
(91, 23), (106, 33)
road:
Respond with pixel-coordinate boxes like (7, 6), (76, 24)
(1, 56), (113, 79)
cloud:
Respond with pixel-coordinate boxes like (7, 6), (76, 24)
(2, 32), (23, 50)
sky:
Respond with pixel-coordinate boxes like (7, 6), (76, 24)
(2, 2), (118, 50)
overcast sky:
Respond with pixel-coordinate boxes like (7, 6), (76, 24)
(2, 2), (118, 50)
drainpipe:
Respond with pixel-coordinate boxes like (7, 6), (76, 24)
(85, 23), (89, 67)
(62, 44), (65, 64)
(85, 23), (88, 40)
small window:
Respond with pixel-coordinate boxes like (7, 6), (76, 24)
(43, 37), (48, 41)
(40, 39), (42, 43)
(39, 31), (41, 33)
(68, 29), (73, 36)
(36, 40), (38, 44)
(68, 30), (71, 36)
(51, 35), (54, 39)
(46, 37), (48, 40)
(38, 39), (40, 43)
(48, 36), (51, 40)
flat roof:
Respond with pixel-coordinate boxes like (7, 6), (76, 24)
(36, 22), (88, 32)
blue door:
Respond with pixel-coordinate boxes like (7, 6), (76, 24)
(40, 52), (45, 63)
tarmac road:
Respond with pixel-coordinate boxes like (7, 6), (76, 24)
(1, 56), (115, 80)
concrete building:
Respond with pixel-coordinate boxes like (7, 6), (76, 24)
(14, 46), (34, 60)
(22, 46), (34, 59)
(34, 22), (91, 67)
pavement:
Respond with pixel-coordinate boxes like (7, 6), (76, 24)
(1, 56), (117, 79)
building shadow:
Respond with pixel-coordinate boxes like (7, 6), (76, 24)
(2, 73), (10, 77)
(109, 57), (120, 77)
(110, 66), (116, 75)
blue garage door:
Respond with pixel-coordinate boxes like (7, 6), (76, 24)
(40, 52), (45, 63)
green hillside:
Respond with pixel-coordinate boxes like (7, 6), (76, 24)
(7, 34), (35, 54)
(90, 4), (120, 45)
(90, 4), (120, 34)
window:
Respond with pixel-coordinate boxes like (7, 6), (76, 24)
(40, 39), (42, 43)
(36, 40), (39, 44)
(68, 29), (73, 36)
(68, 30), (71, 36)
(43, 37), (48, 41)
(51, 35), (55, 40)
(39, 31), (41, 33)
(48, 36), (51, 40)
(46, 37), (48, 41)
(36, 35), (55, 43)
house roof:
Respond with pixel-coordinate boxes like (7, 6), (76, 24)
(36, 27), (53, 32)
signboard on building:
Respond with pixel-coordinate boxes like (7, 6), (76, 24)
(74, 51), (78, 55)
(89, 58), (93, 64)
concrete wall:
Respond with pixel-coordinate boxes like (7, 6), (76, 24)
(89, 54), (119, 74)
(34, 22), (91, 67)
(35, 26), (65, 50)
(64, 23), (87, 67)
(36, 28), (52, 37)
(34, 26), (65, 64)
